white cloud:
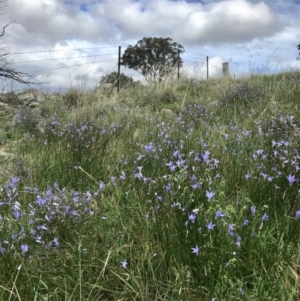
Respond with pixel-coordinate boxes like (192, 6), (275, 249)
(95, 0), (285, 46)
(3, 0), (113, 46)
(179, 0), (284, 45)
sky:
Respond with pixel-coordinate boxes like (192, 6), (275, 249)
(0, 0), (299, 93)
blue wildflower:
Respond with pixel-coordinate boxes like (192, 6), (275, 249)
(191, 245), (200, 255)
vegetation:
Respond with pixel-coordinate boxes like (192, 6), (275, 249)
(99, 71), (140, 90)
(1, 71), (300, 300)
(122, 37), (184, 82)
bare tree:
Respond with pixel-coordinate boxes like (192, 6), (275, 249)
(0, 0), (39, 85)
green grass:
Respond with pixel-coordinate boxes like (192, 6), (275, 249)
(1, 72), (300, 300)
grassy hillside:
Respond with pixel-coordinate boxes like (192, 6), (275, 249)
(1, 71), (300, 300)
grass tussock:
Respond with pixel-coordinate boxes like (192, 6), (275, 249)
(1, 71), (300, 300)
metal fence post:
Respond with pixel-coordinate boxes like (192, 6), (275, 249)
(117, 46), (121, 92)
(178, 49), (180, 80)
(207, 56), (209, 80)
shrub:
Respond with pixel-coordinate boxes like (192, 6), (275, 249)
(1, 91), (22, 106)
(62, 89), (82, 108)
(220, 82), (265, 108)
(13, 107), (40, 133)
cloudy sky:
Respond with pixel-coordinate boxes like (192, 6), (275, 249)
(0, 0), (299, 93)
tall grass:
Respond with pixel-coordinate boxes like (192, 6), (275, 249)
(1, 71), (300, 300)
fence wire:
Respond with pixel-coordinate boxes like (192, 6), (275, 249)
(9, 46), (118, 55)
(7, 45), (227, 82)
(15, 53), (118, 64)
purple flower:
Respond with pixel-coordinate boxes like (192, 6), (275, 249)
(243, 219), (249, 226)
(190, 174), (197, 182)
(256, 149), (264, 155)
(35, 235), (42, 243)
(215, 210), (226, 219)
(120, 171), (126, 180)
(295, 210), (300, 220)
(171, 202), (181, 208)
(156, 194), (162, 201)
(206, 221), (215, 231)
(176, 158), (186, 167)
(239, 288), (245, 295)
(72, 196), (79, 204)
(191, 182), (201, 190)
(53, 237), (60, 247)
(134, 166), (143, 180)
(206, 191), (215, 201)
(260, 172), (267, 179)
(13, 210), (21, 219)
(165, 183), (172, 191)
(36, 195), (46, 206)
(10, 176), (20, 187)
(250, 205), (256, 216)
(37, 224), (48, 231)
(262, 213), (269, 221)
(21, 244), (28, 255)
(144, 142), (154, 152)
(136, 153), (145, 162)
(121, 260), (128, 269)
(166, 162), (176, 172)
(287, 174), (296, 186)
(236, 236), (241, 248)
(191, 245), (200, 255)
(99, 181), (106, 190)
(245, 173), (250, 180)
(228, 223), (235, 236)
(70, 210), (79, 216)
(13, 201), (21, 211)
(110, 176), (117, 186)
(172, 150), (179, 157)
(188, 213), (196, 223)
(213, 159), (219, 166)
(202, 151), (210, 163)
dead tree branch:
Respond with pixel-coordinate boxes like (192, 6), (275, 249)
(0, 20), (14, 37)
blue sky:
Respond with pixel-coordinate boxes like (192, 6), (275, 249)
(0, 0), (299, 93)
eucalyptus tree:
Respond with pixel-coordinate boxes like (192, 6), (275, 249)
(121, 37), (184, 82)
